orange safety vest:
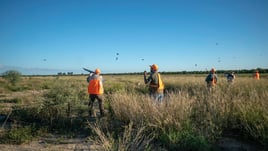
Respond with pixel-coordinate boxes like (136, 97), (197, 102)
(254, 72), (260, 80)
(212, 75), (217, 85)
(158, 73), (164, 90)
(88, 75), (104, 94)
(149, 73), (164, 90)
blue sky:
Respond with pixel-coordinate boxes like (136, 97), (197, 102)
(1, 0), (268, 75)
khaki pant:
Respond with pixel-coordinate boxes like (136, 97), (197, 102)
(88, 94), (104, 117)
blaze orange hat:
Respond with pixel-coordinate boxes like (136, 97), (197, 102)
(95, 68), (101, 74)
(150, 64), (158, 71)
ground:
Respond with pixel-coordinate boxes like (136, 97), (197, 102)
(0, 137), (263, 151)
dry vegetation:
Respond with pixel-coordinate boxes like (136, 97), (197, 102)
(0, 73), (267, 150)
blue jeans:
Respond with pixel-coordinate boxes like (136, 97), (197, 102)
(150, 93), (164, 103)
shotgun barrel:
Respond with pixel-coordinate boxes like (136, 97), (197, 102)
(83, 68), (95, 73)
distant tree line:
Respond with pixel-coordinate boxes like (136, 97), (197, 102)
(104, 68), (268, 75)
(57, 72), (74, 76)
(161, 68), (268, 75)
(1, 68), (267, 77)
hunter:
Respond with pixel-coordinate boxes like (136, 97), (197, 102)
(144, 64), (165, 103)
(87, 68), (105, 117)
(205, 68), (218, 92)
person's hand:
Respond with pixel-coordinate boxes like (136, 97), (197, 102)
(143, 71), (147, 76)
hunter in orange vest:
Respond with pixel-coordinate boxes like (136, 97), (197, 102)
(205, 68), (218, 92)
(144, 64), (165, 102)
(87, 68), (104, 117)
(254, 70), (260, 80)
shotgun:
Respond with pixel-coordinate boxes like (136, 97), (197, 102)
(83, 67), (95, 73)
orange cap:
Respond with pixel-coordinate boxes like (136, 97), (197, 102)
(150, 64), (159, 71)
(95, 68), (101, 74)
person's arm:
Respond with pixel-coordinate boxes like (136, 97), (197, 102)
(144, 71), (147, 84)
(87, 73), (95, 83)
(86, 74), (91, 83)
(144, 72), (152, 84)
(215, 74), (218, 83)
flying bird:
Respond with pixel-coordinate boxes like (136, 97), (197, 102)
(217, 57), (221, 63)
(115, 52), (120, 61)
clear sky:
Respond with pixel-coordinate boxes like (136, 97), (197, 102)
(1, 0), (268, 75)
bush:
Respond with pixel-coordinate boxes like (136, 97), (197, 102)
(40, 80), (85, 130)
(159, 121), (211, 151)
(5, 125), (35, 144)
(2, 70), (22, 86)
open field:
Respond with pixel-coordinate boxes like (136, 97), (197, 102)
(0, 73), (268, 151)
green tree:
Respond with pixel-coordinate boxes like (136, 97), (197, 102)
(2, 70), (22, 85)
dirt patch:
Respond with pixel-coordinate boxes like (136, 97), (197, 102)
(0, 136), (264, 151)
(0, 135), (102, 151)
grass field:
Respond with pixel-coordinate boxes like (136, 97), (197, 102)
(0, 73), (267, 150)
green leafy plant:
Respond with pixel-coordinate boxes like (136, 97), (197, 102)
(6, 125), (35, 144)
(159, 121), (210, 151)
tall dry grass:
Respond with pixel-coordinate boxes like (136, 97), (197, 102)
(88, 120), (154, 151)
(103, 74), (268, 149)
(1, 74), (267, 149)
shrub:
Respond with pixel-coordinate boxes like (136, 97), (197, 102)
(2, 70), (22, 86)
(159, 121), (210, 151)
(40, 80), (86, 130)
(5, 125), (35, 144)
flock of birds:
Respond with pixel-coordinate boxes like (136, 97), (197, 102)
(115, 52), (144, 62)
(42, 42), (238, 71)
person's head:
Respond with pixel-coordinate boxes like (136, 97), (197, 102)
(150, 64), (158, 72)
(210, 68), (216, 73)
(95, 68), (101, 74)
